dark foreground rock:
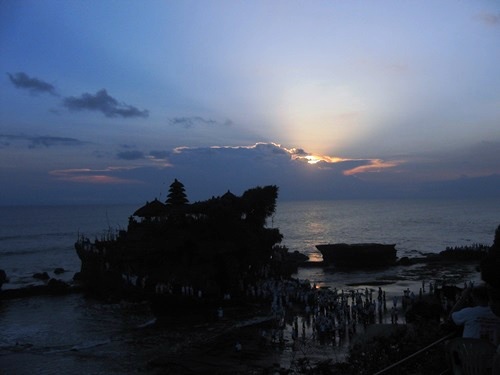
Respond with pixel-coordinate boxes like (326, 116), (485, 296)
(54, 267), (65, 275)
(0, 279), (82, 300)
(33, 272), (50, 280)
(147, 312), (281, 375)
(0, 269), (8, 289)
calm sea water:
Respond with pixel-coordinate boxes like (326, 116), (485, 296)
(275, 199), (499, 262)
(0, 199), (499, 373)
(0, 204), (136, 289)
(1, 198), (498, 288)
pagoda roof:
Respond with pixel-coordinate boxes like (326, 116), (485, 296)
(133, 199), (167, 217)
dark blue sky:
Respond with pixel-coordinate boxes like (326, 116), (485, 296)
(1, 1), (499, 205)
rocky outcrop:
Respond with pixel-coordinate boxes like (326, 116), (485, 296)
(47, 278), (70, 292)
(0, 269), (8, 289)
(54, 267), (65, 275)
(405, 298), (443, 323)
(33, 272), (50, 280)
(75, 183), (285, 303)
(0, 279), (80, 300)
(397, 245), (489, 266)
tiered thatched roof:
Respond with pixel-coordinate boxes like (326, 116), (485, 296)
(133, 199), (166, 218)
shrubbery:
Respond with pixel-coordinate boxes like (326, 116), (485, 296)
(289, 322), (453, 375)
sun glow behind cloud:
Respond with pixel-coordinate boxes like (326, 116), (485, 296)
(295, 154), (347, 165)
(275, 80), (370, 154)
(187, 142), (401, 176)
(343, 159), (402, 175)
(1, 1), (499, 205)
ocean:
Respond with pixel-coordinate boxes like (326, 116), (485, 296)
(0, 198), (499, 373)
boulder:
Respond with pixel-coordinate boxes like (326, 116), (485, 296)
(54, 267), (65, 275)
(48, 278), (69, 292)
(0, 269), (8, 289)
(33, 272), (50, 280)
(405, 299), (442, 323)
(397, 257), (412, 266)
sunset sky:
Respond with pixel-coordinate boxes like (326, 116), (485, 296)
(1, 1), (499, 205)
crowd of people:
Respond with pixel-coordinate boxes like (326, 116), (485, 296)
(148, 226), (500, 373)
(141, 241), (500, 373)
(239, 276), (453, 349)
(144, 264), (489, 348)
(444, 230), (500, 373)
(138, 226), (500, 374)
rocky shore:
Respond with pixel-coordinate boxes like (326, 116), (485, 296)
(0, 244), (491, 374)
(0, 267), (82, 301)
(0, 281), (82, 300)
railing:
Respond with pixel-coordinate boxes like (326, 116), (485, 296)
(372, 331), (457, 375)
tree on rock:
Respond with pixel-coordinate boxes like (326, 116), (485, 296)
(166, 179), (189, 206)
(241, 185), (278, 227)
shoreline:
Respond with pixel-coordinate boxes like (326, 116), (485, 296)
(0, 259), (483, 374)
(0, 250), (484, 297)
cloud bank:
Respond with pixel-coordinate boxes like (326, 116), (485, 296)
(476, 12), (500, 26)
(117, 150), (145, 160)
(63, 89), (149, 118)
(2, 137), (499, 205)
(50, 167), (143, 184)
(7, 72), (57, 96)
(0, 134), (85, 148)
(169, 116), (232, 128)
(7, 72), (150, 120)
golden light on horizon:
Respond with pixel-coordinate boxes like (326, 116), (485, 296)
(305, 155), (321, 164)
(343, 159), (401, 175)
(292, 153), (347, 165)
(50, 167), (143, 184)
